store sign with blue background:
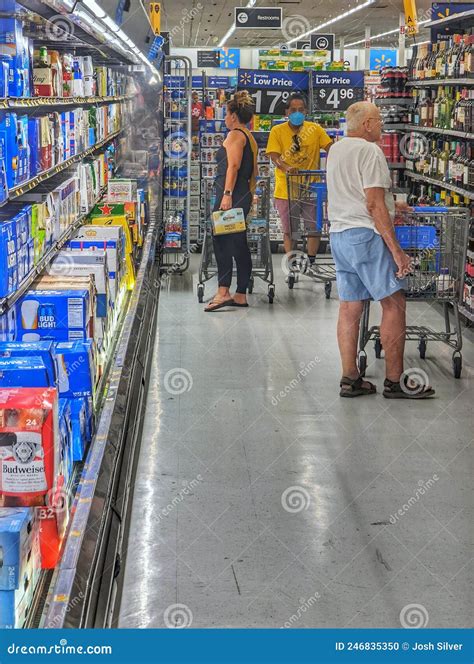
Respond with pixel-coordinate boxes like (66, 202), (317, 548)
(219, 48), (240, 69)
(312, 71), (365, 88)
(431, 2), (474, 39)
(369, 49), (398, 70)
(238, 69), (309, 91)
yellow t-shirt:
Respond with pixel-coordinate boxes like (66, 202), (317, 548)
(266, 121), (332, 199)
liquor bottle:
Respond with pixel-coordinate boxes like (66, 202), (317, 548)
(454, 143), (464, 186)
(438, 141), (450, 180)
(413, 91), (421, 126)
(461, 142), (470, 187)
(432, 86), (442, 127)
(468, 144), (474, 189)
(429, 139), (439, 177)
(439, 87), (450, 129)
(435, 42), (445, 78)
(420, 90), (431, 127)
(447, 141), (457, 183)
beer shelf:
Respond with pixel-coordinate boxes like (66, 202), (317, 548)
(407, 78), (474, 87)
(0, 184), (108, 315)
(2, 129), (123, 206)
(406, 171), (474, 200)
(0, 94), (132, 110)
(405, 125), (474, 140)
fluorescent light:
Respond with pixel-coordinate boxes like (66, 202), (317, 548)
(102, 15), (120, 32)
(346, 19), (430, 47)
(287, 0), (376, 45)
(218, 0), (257, 48)
(82, 0), (106, 19)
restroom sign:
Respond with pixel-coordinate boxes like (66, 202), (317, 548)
(149, 3), (161, 35)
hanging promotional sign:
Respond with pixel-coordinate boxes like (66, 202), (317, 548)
(235, 7), (282, 29)
(197, 51), (220, 67)
(149, 2), (161, 35)
(310, 34), (335, 53)
(312, 71), (365, 112)
(430, 3), (474, 40)
(403, 0), (418, 36)
(207, 76), (232, 88)
(237, 69), (309, 91)
(219, 48), (240, 69)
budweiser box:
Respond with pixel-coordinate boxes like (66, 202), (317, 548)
(0, 388), (58, 507)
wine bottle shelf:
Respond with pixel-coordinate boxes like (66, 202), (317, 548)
(406, 125), (474, 140)
(407, 78), (474, 87)
(406, 171), (474, 201)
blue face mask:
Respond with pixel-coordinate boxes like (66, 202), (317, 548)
(288, 111), (305, 126)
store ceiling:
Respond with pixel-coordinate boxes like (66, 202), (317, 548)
(97, 0), (441, 51)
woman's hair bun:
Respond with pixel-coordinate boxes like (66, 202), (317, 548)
(233, 90), (254, 108)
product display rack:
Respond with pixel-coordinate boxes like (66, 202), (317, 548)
(406, 171), (474, 201)
(407, 78), (474, 87)
(2, 129), (123, 205)
(0, 95), (133, 109)
(405, 125), (474, 140)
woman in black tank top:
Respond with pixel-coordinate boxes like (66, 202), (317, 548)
(205, 92), (257, 312)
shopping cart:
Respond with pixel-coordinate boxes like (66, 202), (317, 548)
(197, 178), (275, 303)
(358, 206), (470, 379)
(286, 170), (336, 298)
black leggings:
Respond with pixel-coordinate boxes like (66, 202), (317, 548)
(212, 231), (252, 294)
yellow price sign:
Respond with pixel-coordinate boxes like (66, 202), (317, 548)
(149, 2), (161, 35)
(403, 0), (418, 36)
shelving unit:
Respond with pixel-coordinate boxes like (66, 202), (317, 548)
(2, 129), (123, 205)
(0, 95), (132, 109)
(407, 78), (474, 87)
(406, 171), (474, 200)
(375, 98), (412, 106)
(405, 125), (474, 140)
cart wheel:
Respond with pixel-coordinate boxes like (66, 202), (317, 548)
(452, 354), (462, 379)
(288, 273), (295, 290)
(248, 276), (254, 294)
(197, 284), (204, 303)
(324, 282), (332, 299)
(374, 338), (382, 359)
(358, 352), (367, 377)
(268, 284), (275, 304)
(418, 338), (427, 359)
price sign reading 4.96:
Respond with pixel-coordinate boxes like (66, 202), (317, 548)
(246, 89), (291, 115)
(312, 71), (365, 113)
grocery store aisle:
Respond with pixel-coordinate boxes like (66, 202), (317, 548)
(118, 258), (473, 628)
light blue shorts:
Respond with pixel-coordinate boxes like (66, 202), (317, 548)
(330, 227), (406, 302)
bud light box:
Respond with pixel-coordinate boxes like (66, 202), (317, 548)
(0, 341), (57, 386)
(55, 340), (95, 398)
(0, 388), (58, 507)
(0, 507), (37, 591)
(0, 356), (53, 388)
(15, 289), (93, 342)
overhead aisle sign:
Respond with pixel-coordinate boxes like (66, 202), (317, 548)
(403, 0), (418, 35)
(235, 7), (282, 29)
(149, 2), (161, 34)
(312, 71), (365, 112)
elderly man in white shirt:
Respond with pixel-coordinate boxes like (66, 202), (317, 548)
(327, 101), (435, 399)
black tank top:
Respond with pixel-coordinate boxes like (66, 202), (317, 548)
(214, 128), (254, 215)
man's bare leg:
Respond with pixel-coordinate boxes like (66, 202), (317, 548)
(380, 290), (406, 382)
(337, 300), (364, 378)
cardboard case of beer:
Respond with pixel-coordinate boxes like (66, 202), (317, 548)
(0, 341), (57, 387)
(0, 507), (39, 591)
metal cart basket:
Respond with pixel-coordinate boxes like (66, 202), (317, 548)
(358, 206), (470, 379)
(286, 170), (336, 298)
(198, 178), (275, 303)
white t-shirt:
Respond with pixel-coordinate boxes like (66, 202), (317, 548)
(327, 137), (395, 233)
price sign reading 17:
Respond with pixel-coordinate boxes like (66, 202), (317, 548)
(246, 89), (291, 115)
(314, 86), (364, 111)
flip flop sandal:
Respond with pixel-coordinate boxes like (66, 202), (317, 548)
(383, 378), (435, 399)
(340, 375), (377, 398)
(204, 298), (235, 312)
(229, 301), (249, 308)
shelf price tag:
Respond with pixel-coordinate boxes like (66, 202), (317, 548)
(312, 71), (364, 112)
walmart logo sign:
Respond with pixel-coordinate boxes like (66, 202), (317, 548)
(369, 48), (397, 71)
(219, 48), (240, 69)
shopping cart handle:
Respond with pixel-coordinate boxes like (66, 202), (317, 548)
(292, 169), (326, 175)
(412, 206), (448, 213)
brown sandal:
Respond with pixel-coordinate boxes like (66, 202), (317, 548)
(340, 375), (377, 398)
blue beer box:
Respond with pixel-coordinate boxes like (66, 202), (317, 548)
(69, 397), (88, 461)
(0, 218), (18, 298)
(0, 340), (57, 385)
(16, 289), (92, 342)
(0, 508), (36, 591)
(55, 340), (94, 398)
(28, 117), (41, 178)
(58, 399), (73, 484)
(0, 355), (53, 388)
(0, 112), (19, 190)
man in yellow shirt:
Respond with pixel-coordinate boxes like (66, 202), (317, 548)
(266, 94), (333, 263)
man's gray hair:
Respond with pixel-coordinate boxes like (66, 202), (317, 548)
(346, 101), (377, 132)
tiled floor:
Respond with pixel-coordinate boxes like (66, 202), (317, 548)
(118, 257), (473, 629)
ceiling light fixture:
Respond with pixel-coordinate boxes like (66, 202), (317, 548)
(286, 0), (376, 45)
(218, 0), (257, 48)
(345, 19), (430, 47)
(81, 0), (106, 19)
